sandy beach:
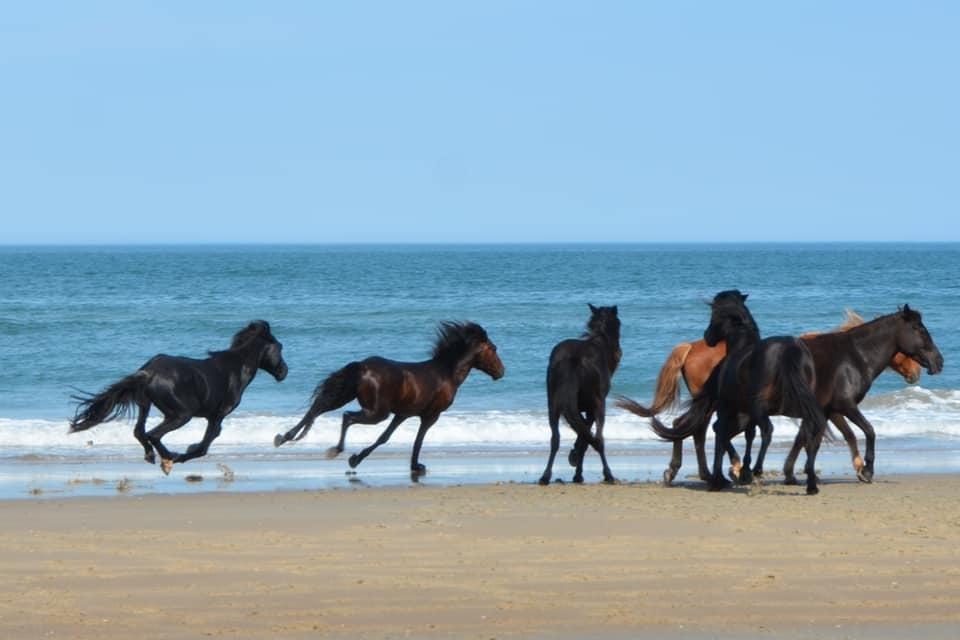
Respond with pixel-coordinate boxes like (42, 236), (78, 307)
(2, 475), (959, 639)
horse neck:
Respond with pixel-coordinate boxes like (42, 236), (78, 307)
(843, 314), (901, 381)
(723, 326), (759, 354)
(223, 341), (263, 390)
(588, 331), (620, 375)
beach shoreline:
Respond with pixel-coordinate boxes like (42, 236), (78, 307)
(2, 474), (959, 639)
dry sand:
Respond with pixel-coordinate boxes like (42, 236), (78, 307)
(2, 475), (959, 639)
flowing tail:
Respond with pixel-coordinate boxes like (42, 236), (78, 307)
(647, 368), (718, 442)
(275, 362), (361, 447)
(776, 343), (830, 446)
(69, 372), (147, 432)
(613, 343), (691, 418)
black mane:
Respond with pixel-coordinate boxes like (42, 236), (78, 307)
(432, 321), (488, 367)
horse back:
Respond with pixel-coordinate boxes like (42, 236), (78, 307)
(139, 354), (217, 415)
(356, 356), (450, 415)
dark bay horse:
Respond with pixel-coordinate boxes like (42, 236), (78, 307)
(274, 321), (504, 480)
(647, 290), (830, 494)
(539, 304), (621, 485)
(70, 321), (288, 474)
(616, 311), (923, 484)
(779, 305), (943, 484)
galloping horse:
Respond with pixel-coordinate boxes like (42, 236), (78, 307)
(617, 311), (923, 484)
(274, 321), (504, 480)
(779, 305), (942, 484)
(539, 304), (621, 485)
(70, 321), (288, 474)
(648, 291), (830, 494)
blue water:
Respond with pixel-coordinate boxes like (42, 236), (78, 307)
(1, 243), (958, 498)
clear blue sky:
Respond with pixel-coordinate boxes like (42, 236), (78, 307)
(2, 2), (957, 243)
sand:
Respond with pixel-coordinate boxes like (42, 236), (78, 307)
(1, 475), (959, 639)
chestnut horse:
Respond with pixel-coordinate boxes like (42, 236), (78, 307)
(71, 321), (288, 474)
(275, 321), (504, 481)
(617, 311), (922, 484)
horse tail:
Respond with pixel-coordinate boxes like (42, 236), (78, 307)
(648, 370), (718, 442)
(276, 362), (361, 446)
(614, 343), (692, 418)
(776, 343), (831, 446)
(69, 372), (147, 432)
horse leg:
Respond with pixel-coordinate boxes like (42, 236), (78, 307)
(803, 416), (825, 495)
(572, 413), (595, 484)
(539, 409), (562, 486)
(328, 408), (389, 459)
(843, 408), (877, 483)
(752, 415), (775, 481)
(664, 440), (683, 486)
(568, 435), (587, 468)
(146, 414), (192, 475)
(591, 407), (615, 484)
(737, 424), (755, 485)
(348, 414), (407, 468)
(174, 417), (224, 464)
(783, 430), (804, 485)
(132, 403), (154, 464)
(409, 415), (439, 481)
(693, 420), (712, 482)
(709, 411), (733, 490)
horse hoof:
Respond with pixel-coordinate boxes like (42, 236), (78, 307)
(325, 446), (342, 460)
(728, 465), (742, 482)
(273, 434), (286, 448)
(144, 452), (156, 465)
(603, 475), (617, 485)
(572, 474), (584, 484)
(348, 454), (361, 468)
(806, 485), (820, 496)
(538, 475), (551, 486)
(411, 463), (427, 477)
(708, 478), (731, 491)
(160, 459), (173, 476)
(662, 469), (676, 486)
(857, 468), (874, 483)
(737, 470), (754, 486)
(783, 476), (799, 486)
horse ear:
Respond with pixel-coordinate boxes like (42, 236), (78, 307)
(740, 292), (749, 301)
(588, 303), (598, 314)
(903, 304), (912, 314)
(612, 305), (618, 315)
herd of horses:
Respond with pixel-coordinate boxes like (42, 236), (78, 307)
(70, 292), (944, 494)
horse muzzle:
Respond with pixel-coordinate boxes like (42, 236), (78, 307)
(273, 362), (289, 381)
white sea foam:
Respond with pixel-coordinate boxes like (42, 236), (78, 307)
(2, 386), (959, 456)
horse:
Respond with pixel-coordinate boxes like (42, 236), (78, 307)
(778, 305), (943, 484)
(70, 321), (288, 474)
(645, 290), (830, 494)
(616, 311), (923, 484)
(539, 304), (621, 485)
(274, 321), (504, 481)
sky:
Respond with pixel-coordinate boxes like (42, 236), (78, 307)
(1, 2), (957, 244)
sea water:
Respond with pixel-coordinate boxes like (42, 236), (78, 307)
(1, 244), (957, 498)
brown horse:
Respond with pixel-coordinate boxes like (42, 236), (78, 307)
(617, 311), (922, 484)
(274, 322), (504, 481)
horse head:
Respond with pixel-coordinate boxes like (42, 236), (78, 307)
(233, 320), (289, 382)
(703, 290), (758, 349)
(895, 305), (944, 375)
(434, 322), (505, 380)
(586, 304), (621, 371)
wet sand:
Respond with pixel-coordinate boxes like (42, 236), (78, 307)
(2, 475), (959, 639)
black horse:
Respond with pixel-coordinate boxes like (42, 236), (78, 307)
(649, 291), (830, 494)
(70, 321), (288, 474)
(274, 322), (504, 480)
(776, 305), (943, 484)
(539, 304), (621, 485)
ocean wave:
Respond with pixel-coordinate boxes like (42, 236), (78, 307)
(1, 386), (959, 456)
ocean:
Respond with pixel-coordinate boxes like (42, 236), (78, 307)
(1, 243), (958, 498)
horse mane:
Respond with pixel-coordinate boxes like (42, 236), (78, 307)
(431, 321), (488, 368)
(710, 292), (760, 341)
(837, 309), (865, 331)
(206, 320), (272, 356)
